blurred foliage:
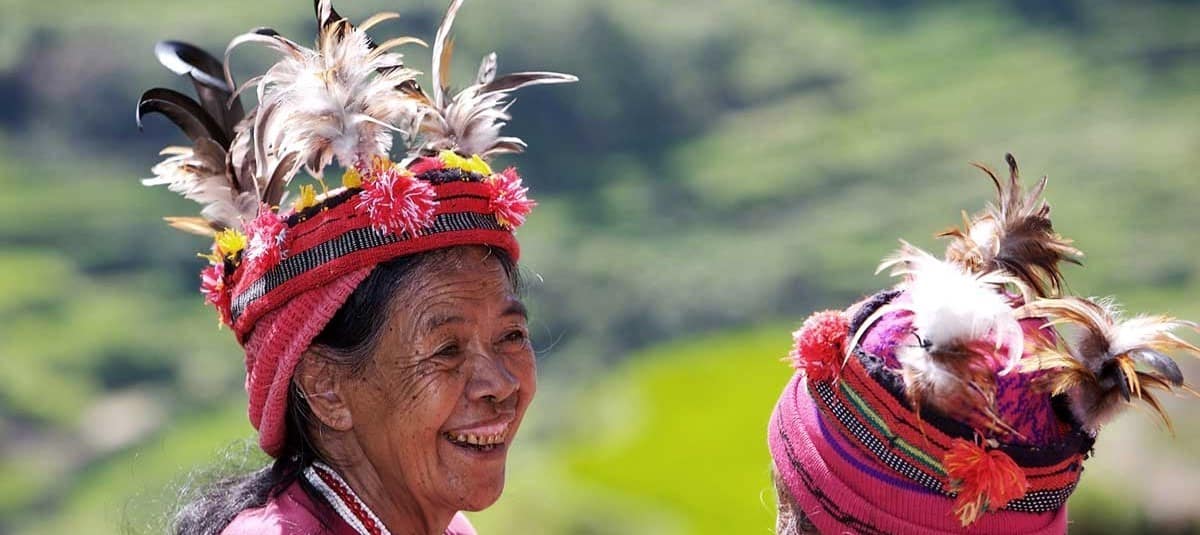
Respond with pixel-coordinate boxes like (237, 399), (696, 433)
(2, 0), (1199, 533)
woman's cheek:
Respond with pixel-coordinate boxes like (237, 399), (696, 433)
(515, 351), (537, 405)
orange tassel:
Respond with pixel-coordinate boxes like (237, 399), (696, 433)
(943, 438), (1029, 526)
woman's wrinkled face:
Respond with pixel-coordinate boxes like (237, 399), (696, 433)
(344, 247), (535, 512)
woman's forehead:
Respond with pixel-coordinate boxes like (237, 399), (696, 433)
(414, 296), (527, 332)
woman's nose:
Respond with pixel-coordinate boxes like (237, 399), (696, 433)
(466, 351), (520, 404)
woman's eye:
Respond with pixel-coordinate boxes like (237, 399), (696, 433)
(434, 343), (462, 357)
(501, 329), (528, 345)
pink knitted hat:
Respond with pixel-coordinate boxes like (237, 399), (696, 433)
(768, 155), (1199, 533)
(242, 268), (371, 456)
(138, 0), (575, 456)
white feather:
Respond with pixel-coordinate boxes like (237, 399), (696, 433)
(143, 139), (257, 230)
(881, 242), (1025, 375)
(417, 2), (576, 159)
(230, 17), (423, 180)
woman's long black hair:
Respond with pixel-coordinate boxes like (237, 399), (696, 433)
(171, 248), (518, 535)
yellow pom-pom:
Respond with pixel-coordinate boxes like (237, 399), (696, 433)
(438, 150), (493, 176)
(465, 154), (493, 176)
(293, 184), (318, 211)
(439, 150), (469, 171)
(342, 167), (363, 189)
(214, 229), (247, 262)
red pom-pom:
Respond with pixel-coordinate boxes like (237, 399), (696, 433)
(407, 156), (445, 176)
(944, 438), (1029, 526)
(200, 263), (232, 327)
(791, 310), (851, 382)
(244, 206), (288, 269)
(356, 166), (438, 236)
(487, 167), (536, 229)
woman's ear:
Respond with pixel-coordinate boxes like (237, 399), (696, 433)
(294, 349), (354, 432)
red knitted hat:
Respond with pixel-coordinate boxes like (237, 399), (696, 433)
(138, 0), (575, 456)
(769, 155), (1199, 532)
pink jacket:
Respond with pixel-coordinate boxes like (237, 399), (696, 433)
(222, 479), (477, 535)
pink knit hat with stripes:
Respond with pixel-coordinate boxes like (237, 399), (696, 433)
(768, 155), (1198, 533)
(138, 0), (575, 456)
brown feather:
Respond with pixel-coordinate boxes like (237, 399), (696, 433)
(1018, 296), (1199, 432)
(263, 152), (302, 208)
(1135, 385), (1173, 434)
(358, 12), (401, 33)
(480, 71), (580, 95)
(431, 0), (465, 108)
(439, 37), (456, 93)
(164, 216), (220, 236)
(940, 154), (1082, 297)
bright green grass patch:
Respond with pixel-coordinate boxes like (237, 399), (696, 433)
(565, 323), (794, 535)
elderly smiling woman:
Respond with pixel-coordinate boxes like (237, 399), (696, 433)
(135, 1), (574, 533)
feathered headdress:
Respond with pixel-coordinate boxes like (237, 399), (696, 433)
(139, 0), (576, 334)
(777, 154), (1198, 531)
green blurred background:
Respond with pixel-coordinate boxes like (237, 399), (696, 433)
(2, 0), (1199, 533)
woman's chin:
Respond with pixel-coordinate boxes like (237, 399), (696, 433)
(438, 435), (509, 508)
(453, 474), (506, 511)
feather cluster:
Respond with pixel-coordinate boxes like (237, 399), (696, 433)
(943, 438), (1029, 526)
(413, 0), (578, 158)
(849, 154), (1199, 442)
(143, 0), (576, 236)
(859, 242), (1025, 434)
(939, 154), (1082, 298)
(138, 41), (256, 235)
(1018, 296), (1200, 433)
(225, 0), (425, 186)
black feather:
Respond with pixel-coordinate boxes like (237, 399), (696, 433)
(1128, 348), (1185, 386)
(136, 88), (228, 146)
(315, 0), (341, 29)
(155, 41), (245, 134)
(480, 72), (578, 95)
(1099, 359), (1133, 402)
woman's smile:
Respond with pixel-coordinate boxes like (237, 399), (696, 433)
(442, 413), (515, 456)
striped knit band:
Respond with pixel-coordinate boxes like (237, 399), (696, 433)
(809, 358), (1083, 513)
(229, 180), (518, 341)
(769, 372), (1071, 534)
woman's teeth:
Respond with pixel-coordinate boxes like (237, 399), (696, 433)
(446, 432), (505, 447)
